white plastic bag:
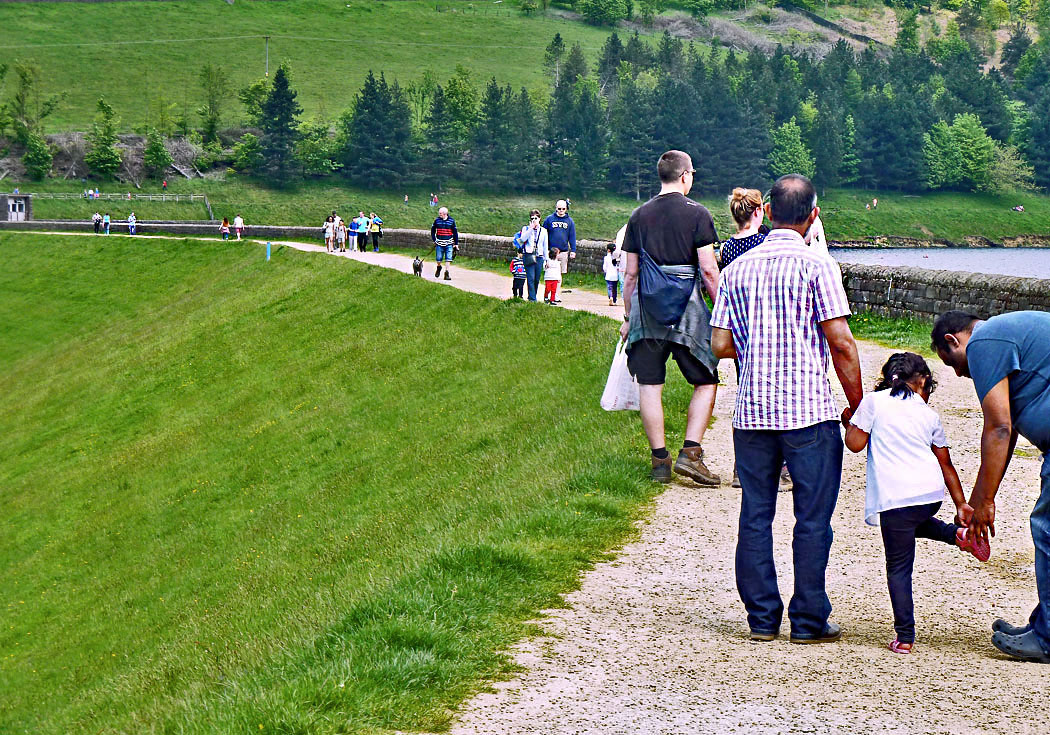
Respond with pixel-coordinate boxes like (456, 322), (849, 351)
(600, 340), (640, 411)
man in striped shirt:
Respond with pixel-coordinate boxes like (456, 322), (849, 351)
(710, 174), (863, 645)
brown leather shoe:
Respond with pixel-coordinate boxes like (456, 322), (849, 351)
(651, 454), (673, 483)
(674, 446), (720, 486)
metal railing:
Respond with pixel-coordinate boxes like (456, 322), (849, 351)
(27, 192), (206, 203)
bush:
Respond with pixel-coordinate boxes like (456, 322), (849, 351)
(22, 132), (53, 180)
(579, 0), (629, 25)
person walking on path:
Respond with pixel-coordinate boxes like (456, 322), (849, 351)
(719, 187), (767, 270)
(322, 215), (334, 253)
(92, 211), (102, 235)
(355, 212), (370, 253)
(516, 209), (549, 302)
(127, 211), (136, 236)
(347, 215), (359, 252)
(220, 217), (231, 242)
(234, 214), (245, 240)
(718, 187), (788, 491)
(369, 212), (383, 252)
(603, 244), (619, 306)
(932, 309), (1050, 664)
(431, 206), (458, 280)
(618, 150), (722, 486)
(845, 352), (989, 654)
(103, 212), (111, 235)
(336, 218), (348, 253)
(543, 248), (562, 304)
(543, 200), (576, 276)
(710, 173), (863, 645)
(510, 251), (527, 299)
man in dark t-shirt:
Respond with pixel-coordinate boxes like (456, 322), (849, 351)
(933, 309), (1050, 663)
(619, 150), (722, 485)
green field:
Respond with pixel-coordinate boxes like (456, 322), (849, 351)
(0, 0), (652, 133)
(0, 233), (676, 733)
(22, 177), (1050, 243)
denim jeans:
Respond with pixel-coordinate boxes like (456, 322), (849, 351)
(524, 259), (542, 301)
(880, 501), (957, 643)
(734, 420), (843, 638)
(1028, 454), (1050, 653)
(435, 243), (455, 263)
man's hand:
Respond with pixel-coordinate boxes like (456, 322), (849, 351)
(619, 320), (629, 342)
(970, 500), (996, 542)
(570, 252), (576, 259)
(955, 502), (974, 527)
(840, 406), (853, 429)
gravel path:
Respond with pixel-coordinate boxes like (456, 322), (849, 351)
(21, 233), (1050, 732)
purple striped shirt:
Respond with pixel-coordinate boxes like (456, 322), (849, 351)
(710, 229), (851, 431)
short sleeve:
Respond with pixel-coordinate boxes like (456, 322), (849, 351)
(694, 208), (718, 248)
(811, 258), (851, 323)
(931, 414), (949, 448)
(967, 337), (1020, 403)
(622, 217), (640, 254)
(710, 279), (733, 330)
(850, 394), (876, 433)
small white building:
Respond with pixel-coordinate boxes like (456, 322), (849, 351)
(1, 193), (32, 222)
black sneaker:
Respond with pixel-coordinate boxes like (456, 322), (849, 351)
(435, 265), (442, 277)
(444, 271), (451, 280)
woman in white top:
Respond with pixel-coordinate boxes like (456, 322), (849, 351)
(846, 352), (989, 654)
(517, 208), (549, 303)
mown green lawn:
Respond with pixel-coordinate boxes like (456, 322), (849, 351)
(0, 233), (675, 733)
(0, 0), (652, 133)
(23, 177), (1050, 243)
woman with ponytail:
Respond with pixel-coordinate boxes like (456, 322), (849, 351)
(718, 187), (768, 270)
(845, 351), (990, 654)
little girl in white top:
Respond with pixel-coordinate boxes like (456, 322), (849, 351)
(846, 352), (990, 654)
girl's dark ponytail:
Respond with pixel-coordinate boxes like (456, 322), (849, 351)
(874, 352), (936, 399)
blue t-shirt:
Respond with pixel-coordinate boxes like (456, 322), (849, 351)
(966, 311), (1050, 453)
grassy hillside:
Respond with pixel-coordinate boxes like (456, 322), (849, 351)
(0, 0), (656, 132)
(0, 233), (671, 733)
(21, 177), (1050, 243)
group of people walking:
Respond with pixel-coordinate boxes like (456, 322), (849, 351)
(506, 200), (578, 303)
(615, 150), (1050, 663)
(323, 210), (383, 254)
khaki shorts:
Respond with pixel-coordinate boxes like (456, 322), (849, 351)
(557, 250), (569, 273)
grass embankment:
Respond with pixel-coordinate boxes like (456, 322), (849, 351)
(0, 233), (675, 733)
(0, 0), (650, 133)
(23, 178), (1050, 243)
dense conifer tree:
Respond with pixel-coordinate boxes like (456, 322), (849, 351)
(258, 66), (302, 185)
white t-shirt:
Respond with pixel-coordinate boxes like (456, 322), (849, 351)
(544, 259), (562, 281)
(602, 253), (618, 281)
(850, 389), (949, 526)
(234, 216), (244, 229)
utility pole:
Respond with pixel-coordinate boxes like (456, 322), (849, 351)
(264, 35), (270, 77)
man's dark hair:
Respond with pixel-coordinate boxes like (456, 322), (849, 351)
(657, 150), (692, 183)
(768, 174), (817, 226)
(931, 310), (980, 351)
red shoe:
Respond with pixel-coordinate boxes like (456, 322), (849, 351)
(956, 527), (991, 562)
(888, 638), (913, 654)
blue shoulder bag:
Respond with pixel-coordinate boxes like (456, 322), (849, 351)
(638, 246), (697, 327)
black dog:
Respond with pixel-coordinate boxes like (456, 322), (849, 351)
(412, 256), (424, 277)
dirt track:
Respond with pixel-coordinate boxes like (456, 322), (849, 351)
(19, 234), (1050, 733)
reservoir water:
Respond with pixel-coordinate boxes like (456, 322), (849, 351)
(829, 247), (1050, 279)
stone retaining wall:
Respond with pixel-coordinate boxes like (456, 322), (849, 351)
(5, 221), (1049, 320)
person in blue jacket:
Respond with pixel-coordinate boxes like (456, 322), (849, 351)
(543, 199), (576, 276)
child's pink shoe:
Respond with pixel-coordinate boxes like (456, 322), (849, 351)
(956, 527), (991, 562)
(888, 638), (913, 654)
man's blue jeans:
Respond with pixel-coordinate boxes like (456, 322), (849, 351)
(1028, 454), (1050, 653)
(734, 420), (843, 638)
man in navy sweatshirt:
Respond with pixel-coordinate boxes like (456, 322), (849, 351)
(431, 206), (459, 280)
(543, 199), (576, 281)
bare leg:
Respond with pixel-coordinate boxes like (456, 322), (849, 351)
(684, 384), (717, 445)
(639, 383), (666, 450)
